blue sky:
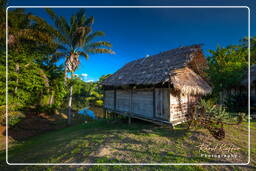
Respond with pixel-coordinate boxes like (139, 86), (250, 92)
(8, 0), (255, 82)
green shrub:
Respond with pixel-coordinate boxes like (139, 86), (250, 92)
(189, 99), (244, 140)
(197, 99), (230, 120)
(95, 100), (103, 107)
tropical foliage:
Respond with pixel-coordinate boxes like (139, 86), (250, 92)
(0, 3), (114, 126)
(0, 5), (61, 125)
(71, 77), (104, 110)
(207, 45), (248, 95)
(188, 99), (244, 140)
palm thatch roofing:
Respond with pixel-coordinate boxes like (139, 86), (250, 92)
(241, 64), (256, 86)
(102, 44), (212, 95)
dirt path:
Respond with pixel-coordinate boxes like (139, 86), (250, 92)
(66, 135), (115, 170)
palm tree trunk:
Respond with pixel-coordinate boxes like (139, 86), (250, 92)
(67, 73), (73, 125)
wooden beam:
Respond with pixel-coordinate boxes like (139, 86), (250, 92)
(106, 109), (173, 127)
(114, 89), (117, 110)
(153, 88), (156, 118)
(129, 88), (133, 113)
(161, 88), (163, 115)
(103, 90), (106, 108)
(128, 114), (131, 124)
(128, 88), (133, 124)
(187, 95), (190, 113)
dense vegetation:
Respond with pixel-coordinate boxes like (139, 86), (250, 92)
(0, 1), (113, 126)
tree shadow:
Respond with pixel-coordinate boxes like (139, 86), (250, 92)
(3, 111), (68, 141)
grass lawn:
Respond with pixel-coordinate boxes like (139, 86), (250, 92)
(0, 118), (255, 171)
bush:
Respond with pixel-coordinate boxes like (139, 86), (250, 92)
(95, 100), (103, 107)
(188, 99), (243, 140)
(197, 99), (230, 120)
(0, 105), (25, 126)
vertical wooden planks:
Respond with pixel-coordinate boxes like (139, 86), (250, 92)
(104, 90), (115, 109)
(114, 89), (116, 110)
(170, 91), (189, 123)
(155, 88), (170, 120)
(116, 90), (130, 112)
(131, 89), (153, 117)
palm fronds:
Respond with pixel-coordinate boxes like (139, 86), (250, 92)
(46, 8), (115, 72)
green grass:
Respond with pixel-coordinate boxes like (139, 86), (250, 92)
(0, 119), (255, 171)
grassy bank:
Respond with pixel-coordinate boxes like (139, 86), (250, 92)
(0, 118), (255, 171)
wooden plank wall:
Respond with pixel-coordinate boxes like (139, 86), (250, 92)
(132, 89), (154, 117)
(155, 88), (170, 120)
(116, 90), (131, 112)
(104, 90), (115, 109)
(104, 88), (171, 122)
(170, 91), (188, 122)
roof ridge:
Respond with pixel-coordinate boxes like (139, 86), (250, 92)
(128, 44), (203, 63)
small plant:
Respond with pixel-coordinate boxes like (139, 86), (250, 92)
(187, 99), (244, 140)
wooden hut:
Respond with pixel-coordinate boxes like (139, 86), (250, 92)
(102, 45), (212, 126)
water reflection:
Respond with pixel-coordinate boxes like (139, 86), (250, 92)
(78, 108), (96, 119)
(78, 106), (105, 120)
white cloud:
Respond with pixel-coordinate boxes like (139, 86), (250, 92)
(86, 80), (94, 82)
(81, 73), (88, 77)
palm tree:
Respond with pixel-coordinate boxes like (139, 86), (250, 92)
(46, 9), (114, 125)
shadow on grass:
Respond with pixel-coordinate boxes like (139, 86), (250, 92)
(5, 118), (201, 164)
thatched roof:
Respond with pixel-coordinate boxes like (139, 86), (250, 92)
(171, 67), (212, 95)
(102, 44), (212, 95)
(241, 64), (256, 86)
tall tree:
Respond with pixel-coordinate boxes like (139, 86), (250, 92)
(207, 46), (247, 101)
(240, 36), (256, 65)
(46, 9), (114, 125)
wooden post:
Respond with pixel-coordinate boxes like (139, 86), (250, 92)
(114, 89), (117, 110)
(128, 114), (131, 124)
(161, 88), (163, 116)
(103, 108), (106, 119)
(153, 88), (155, 118)
(128, 88), (133, 124)
(187, 95), (190, 114)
